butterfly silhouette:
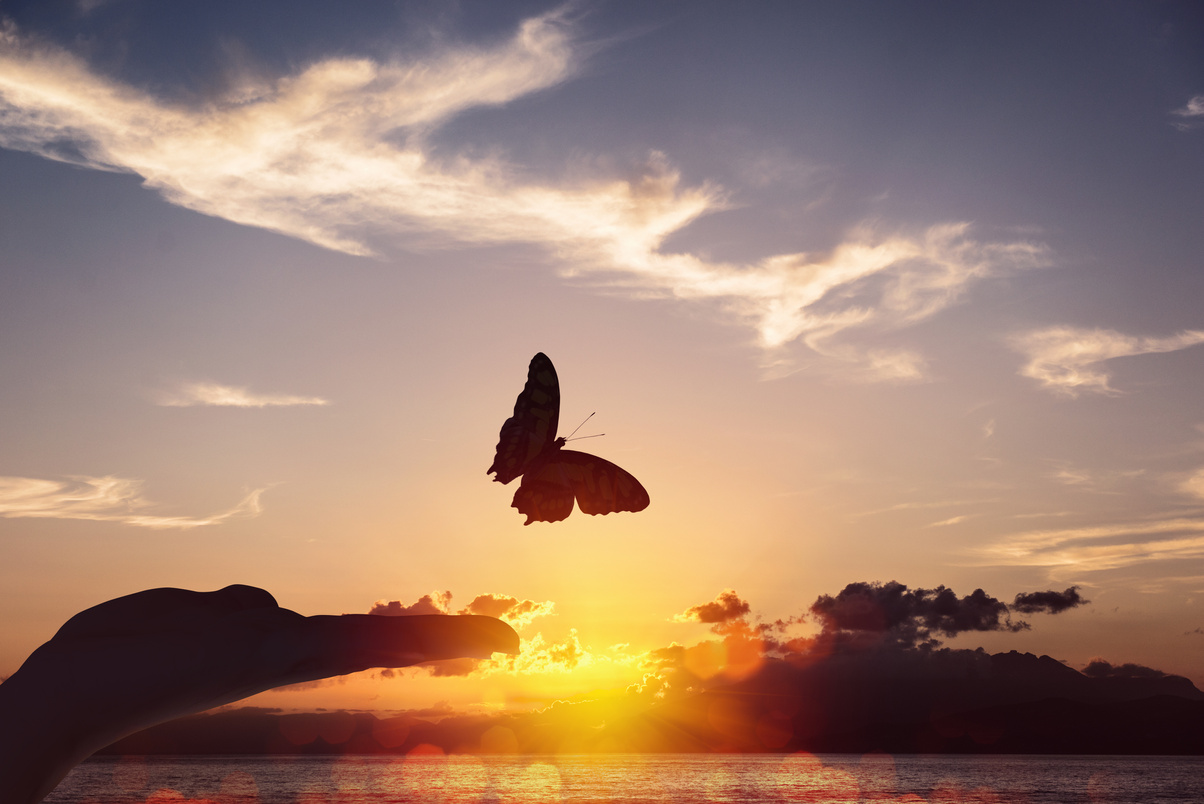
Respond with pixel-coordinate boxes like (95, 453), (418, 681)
(487, 353), (650, 525)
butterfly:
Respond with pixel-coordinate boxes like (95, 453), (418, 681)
(487, 353), (650, 525)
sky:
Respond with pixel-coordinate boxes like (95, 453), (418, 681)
(1, 0), (1204, 724)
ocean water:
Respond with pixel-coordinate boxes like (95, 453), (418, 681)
(44, 753), (1204, 804)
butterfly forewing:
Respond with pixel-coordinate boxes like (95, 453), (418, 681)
(487, 353), (560, 485)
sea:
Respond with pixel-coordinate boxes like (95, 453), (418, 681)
(43, 753), (1204, 804)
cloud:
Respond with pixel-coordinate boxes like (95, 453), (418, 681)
(0, 475), (263, 529)
(637, 584), (1196, 752)
(368, 591), (554, 630)
(1010, 326), (1204, 396)
(1012, 586), (1088, 614)
(809, 581), (1027, 650)
(369, 591), (453, 616)
(851, 499), (989, 519)
(486, 630), (592, 675)
(1048, 463), (1144, 494)
(849, 349), (928, 383)
(661, 583), (1087, 671)
(1053, 466), (1094, 486)
(1172, 95), (1204, 130)
(105, 584), (1195, 757)
(458, 593), (555, 629)
(0, 12), (582, 253)
(976, 517), (1204, 574)
(1175, 96), (1204, 117)
(672, 589), (751, 624)
(1180, 467), (1204, 500)
(0, 16), (1046, 373)
(367, 591), (566, 676)
(157, 382), (329, 408)
(104, 657), (1204, 759)
(640, 222), (1045, 371)
(1082, 658), (1170, 680)
(423, 657), (483, 678)
(664, 590), (808, 682)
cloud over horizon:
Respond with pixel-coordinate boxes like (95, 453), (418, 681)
(671, 589), (751, 624)
(808, 581), (1029, 651)
(0, 475), (264, 529)
(368, 591), (563, 677)
(460, 593), (556, 630)
(1012, 586), (1087, 614)
(0, 15), (1047, 375)
(369, 591), (453, 617)
(368, 591), (555, 630)
(646, 581), (1090, 691)
(1084, 658), (1173, 680)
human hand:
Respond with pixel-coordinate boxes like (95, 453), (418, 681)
(0, 584), (519, 804)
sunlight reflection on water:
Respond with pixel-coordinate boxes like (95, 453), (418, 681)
(46, 753), (1204, 804)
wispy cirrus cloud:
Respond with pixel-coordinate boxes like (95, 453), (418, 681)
(928, 515), (970, 527)
(0, 14), (1045, 376)
(975, 517), (1204, 575)
(157, 382), (329, 408)
(0, 11), (587, 257)
(0, 475), (264, 529)
(1180, 468), (1204, 501)
(613, 221), (1046, 375)
(1011, 326), (1204, 396)
(1175, 95), (1204, 116)
(1172, 95), (1204, 131)
(1048, 462), (1145, 494)
(851, 498), (991, 520)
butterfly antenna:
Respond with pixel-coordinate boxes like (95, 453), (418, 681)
(565, 412), (596, 440)
(566, 433), (606, 442)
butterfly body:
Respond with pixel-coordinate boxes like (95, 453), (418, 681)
(488, 353), (649, 525)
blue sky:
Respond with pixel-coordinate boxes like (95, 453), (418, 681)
(2, 0), (1203, 709)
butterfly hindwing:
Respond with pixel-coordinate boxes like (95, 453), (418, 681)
(511, 450), (650, 526)
(509, 459), (577, 525)
(487, 353), (560, 485)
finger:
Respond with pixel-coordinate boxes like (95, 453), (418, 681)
(53, 585), (279, 640)
(283, 614), (520, 680)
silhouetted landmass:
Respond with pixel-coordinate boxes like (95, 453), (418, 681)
(98, 649), (1204, 756)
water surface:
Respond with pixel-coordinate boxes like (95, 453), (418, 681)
(45, 753), (1204, 803)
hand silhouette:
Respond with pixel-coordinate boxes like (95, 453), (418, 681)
(0, 584), (519, 804)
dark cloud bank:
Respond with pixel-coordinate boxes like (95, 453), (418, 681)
(99, 581), (1204, 756)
